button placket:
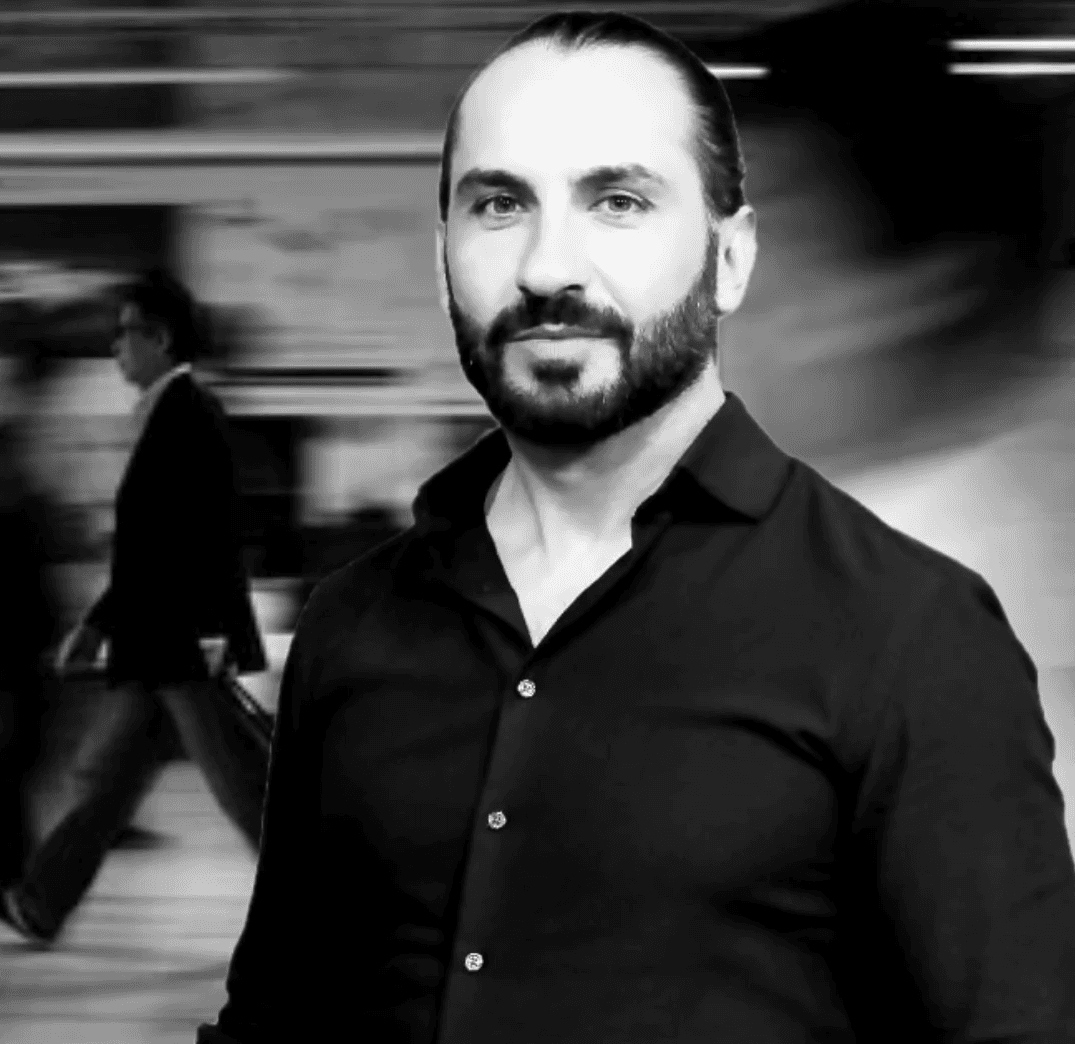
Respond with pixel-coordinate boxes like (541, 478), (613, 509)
(448, 672), (535, 1003)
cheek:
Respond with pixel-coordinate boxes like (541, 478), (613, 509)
(450, 234), (523, 320)
(587, 222), (709, 326)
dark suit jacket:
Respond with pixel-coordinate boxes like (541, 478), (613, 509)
(88, 371), (266, 686)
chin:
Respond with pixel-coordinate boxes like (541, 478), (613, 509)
(491, 388), (626, 445)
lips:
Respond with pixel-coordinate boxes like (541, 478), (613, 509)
(511, 326), (607, 341)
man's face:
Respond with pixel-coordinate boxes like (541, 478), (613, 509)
(440, 43), (726, 448)
(112, 302), (172, 389)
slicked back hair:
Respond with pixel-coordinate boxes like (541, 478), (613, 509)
(117, 267), (202, 364)
(438, 10), (748, 226)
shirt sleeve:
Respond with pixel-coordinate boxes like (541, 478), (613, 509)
(195, 614), (318, 1043)
(847, 574), (1075, 1042)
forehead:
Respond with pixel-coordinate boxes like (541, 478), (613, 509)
(455, 42), (698, 189)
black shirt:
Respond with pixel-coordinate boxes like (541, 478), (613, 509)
(198, 391), (1075, 1044)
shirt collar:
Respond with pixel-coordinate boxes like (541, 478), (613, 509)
(132, 362), (191, 434)
(671, 390), (793, 519)
(412, 390), (793, 534)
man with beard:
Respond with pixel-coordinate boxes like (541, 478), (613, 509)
(199, 11), (1075, 1044)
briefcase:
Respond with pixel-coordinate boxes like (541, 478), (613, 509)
(58, 660), (276, 760)
(217, 668), (275, 757)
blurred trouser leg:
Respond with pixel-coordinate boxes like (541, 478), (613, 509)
(13, 681), (165, 939)
(0, 686), (24, 887)
(156, 680), (268, 852)
(0, 676), (45, 888)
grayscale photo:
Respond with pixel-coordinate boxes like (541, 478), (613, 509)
(1, 2), (1074, 1042)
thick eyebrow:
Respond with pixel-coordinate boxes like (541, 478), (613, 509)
(454, 168), (537, 205)
(452, 163), (670, 208)
(575, 164), (671, 195)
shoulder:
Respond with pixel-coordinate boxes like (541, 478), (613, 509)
(153, 372), (230, 443)
(769, 460), (1031, 709)
(288, 528), (420, 664)
(787, 459), (989, 618)
(785, 462), (1036, 725)
(165, 371), (223, 415)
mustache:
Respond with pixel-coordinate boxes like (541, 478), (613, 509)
(485, 293), (633, 351)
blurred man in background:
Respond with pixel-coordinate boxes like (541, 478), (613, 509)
(200, 10), (1075, 1044)
(1, 269), (268, 947)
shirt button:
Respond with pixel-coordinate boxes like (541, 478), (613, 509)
(487, 810), (507, 830)
(464, 952), (484, 972)
(517, 678), (536, 699)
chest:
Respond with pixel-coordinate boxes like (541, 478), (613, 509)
(316, 598), (845, 907)
(493, 532), (634, 647)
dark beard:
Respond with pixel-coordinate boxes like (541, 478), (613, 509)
(445, 233), (720, 448)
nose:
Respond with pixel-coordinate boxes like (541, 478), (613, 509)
(516, 209), (589, 299)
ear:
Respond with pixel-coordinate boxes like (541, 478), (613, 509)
(434, 224), (450, 318)
(155, 325), (175, 361)
(714, 205), (758, 317)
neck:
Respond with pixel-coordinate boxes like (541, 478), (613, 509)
(138, 360), (182, 392)
(492, 360), (725, 548)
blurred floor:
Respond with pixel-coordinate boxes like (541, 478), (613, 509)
(0, 585), (291, 1043)
(0, 763), (255, 1044)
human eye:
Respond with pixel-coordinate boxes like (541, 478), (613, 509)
(596, 193), (649, 216)
(473, 194), (522, 218)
